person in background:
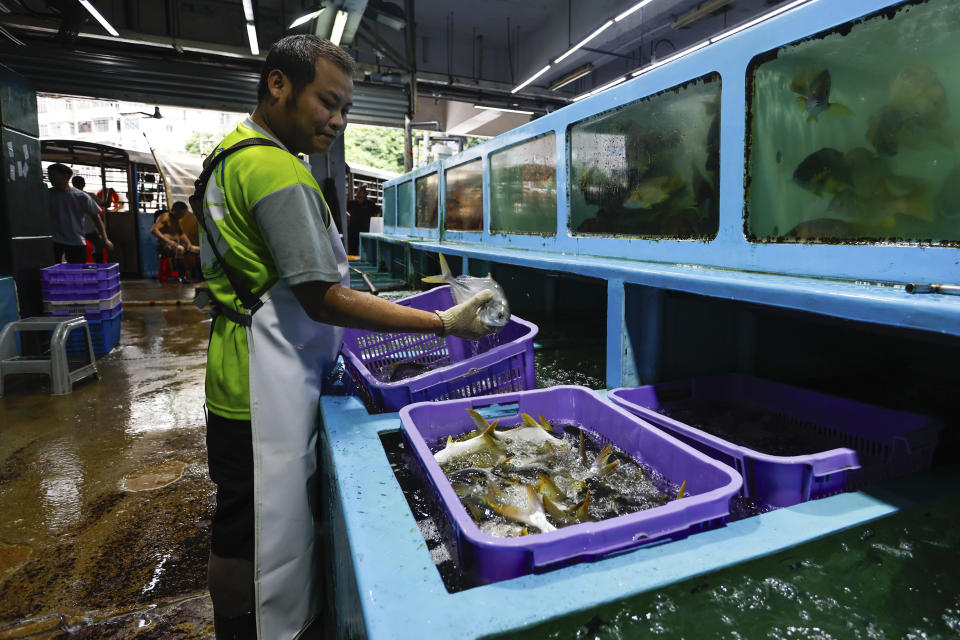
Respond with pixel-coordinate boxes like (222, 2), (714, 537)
(199, 34), (498, 640)
(345, 184), (379, 255)
(152, 201), (200, 282)
(71, 175), (108, 263)
(47, 163), (113, 264)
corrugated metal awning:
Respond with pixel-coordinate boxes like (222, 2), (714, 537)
(1, 42), (408, 128)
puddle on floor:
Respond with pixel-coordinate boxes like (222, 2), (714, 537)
(121, 461), (188, 492)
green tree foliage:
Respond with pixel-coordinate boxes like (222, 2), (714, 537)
(464, 136), (488, 150)
(345, 125), (405, 173)
(184, 131), (220, 155)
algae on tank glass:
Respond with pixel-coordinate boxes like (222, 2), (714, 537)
(435, 410), (684, 537)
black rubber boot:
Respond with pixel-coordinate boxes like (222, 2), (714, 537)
(214, 611), (257, 640)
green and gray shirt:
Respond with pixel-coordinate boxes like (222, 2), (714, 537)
(201, 118), (343, 420)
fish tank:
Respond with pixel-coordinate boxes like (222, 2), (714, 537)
(569, 73), (721, 239)
(746, 0), (960, 245)
(382, 184), (396, 227)
(415, 172), (439, 229)
(397, 180), (413, 228)
(489, 133), (557, 235)
(444, 159), (483, 232)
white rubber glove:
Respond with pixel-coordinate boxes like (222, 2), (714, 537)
(435, 290), (497, 341)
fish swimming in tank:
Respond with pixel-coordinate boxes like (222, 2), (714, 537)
(790, 68), (852, 122)
(792, 148), (850, 197)
(622, 172), (685, 209)
(867, 61), (954, 156)
(422, 253), (511, 328)
(794, 146), (935, 226)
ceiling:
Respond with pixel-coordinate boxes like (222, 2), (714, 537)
(0, 0), (795, 135)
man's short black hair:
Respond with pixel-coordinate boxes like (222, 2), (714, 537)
(172, 201), (189, 212)
(256, 34), (355, 102)
(71, 175), (85, 189)
(48, 163), (72, 178)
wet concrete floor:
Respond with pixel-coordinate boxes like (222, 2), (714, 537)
(1, 280), (216, 639)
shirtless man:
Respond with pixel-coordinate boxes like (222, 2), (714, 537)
(152, 201), (200, 281)
(152, 201), (200, 255)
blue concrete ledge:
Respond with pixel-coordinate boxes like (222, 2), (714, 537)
(361, 234), (960, 339)
(319, 394), (957, 640)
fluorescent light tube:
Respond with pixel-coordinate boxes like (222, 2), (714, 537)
(511, 64), (551, 94)
(710, 0), (810, 43)
(77, 0), (119, 36)
(242, 0), (255, 22)
(474, 105), (534, 115)
(330, 9), (348, 46)
(289, 8), (325, 29)
(673, 0), (733, 29)
(246, 22), (259, 55)
(630, 39), (710, 76)
(549, 63), (594, 91)
(591, 76), (627, 95)
(572, 75), (627, 102)
(554, 19), (613, 64)
(615, 0), (656, 22)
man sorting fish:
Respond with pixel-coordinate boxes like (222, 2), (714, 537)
(197, 35), (504, 640)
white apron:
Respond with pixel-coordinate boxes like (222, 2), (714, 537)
(247, 224), (349, 639)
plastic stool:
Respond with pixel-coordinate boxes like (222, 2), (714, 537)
(158, 255), (180, 282)
(0, 316), (99, 396)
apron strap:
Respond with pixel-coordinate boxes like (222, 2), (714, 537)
(191, 138), (285, 323)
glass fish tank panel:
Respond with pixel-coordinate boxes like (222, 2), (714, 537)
(569, 73), (721, 239)
(397, 180), (414, 227)
(489, 133), (557, 235)
(383, 185), (397, 226)
(746, 0), (960, 246)
(445, 159), (483, 232)
(415, 172), (439, 229)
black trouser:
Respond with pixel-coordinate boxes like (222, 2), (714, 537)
(205, 410), (255, 561)
(53, 242), (87, 264)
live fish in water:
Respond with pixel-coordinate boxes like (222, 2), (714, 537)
(422, 253), (510, 328)
(790, 68), (852, 122)
(866, 62), (954, 156)
(793, 147), (934, 226)
(622, 172), (685, 210)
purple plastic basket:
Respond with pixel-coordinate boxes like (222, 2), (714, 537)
(340, 286), (538, 413)
(399, 386), (743, 585)
(42, 280), (121, 301)
(42, 263), (119, 285)
(608, 374), (942, 508)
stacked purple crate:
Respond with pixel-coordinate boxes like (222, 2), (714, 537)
(41, 264), (123, 356)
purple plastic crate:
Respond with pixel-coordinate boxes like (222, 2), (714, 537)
(399, 386), (743, 585)
(608, 374), (942, 508)
(340, 286), (538, 413)
(42, 280), (121, 301)
(65, 308), (122, 357)
(42, 263), (119, 285)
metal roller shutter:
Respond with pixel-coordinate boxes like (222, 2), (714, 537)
(0, 43), (408, 127)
